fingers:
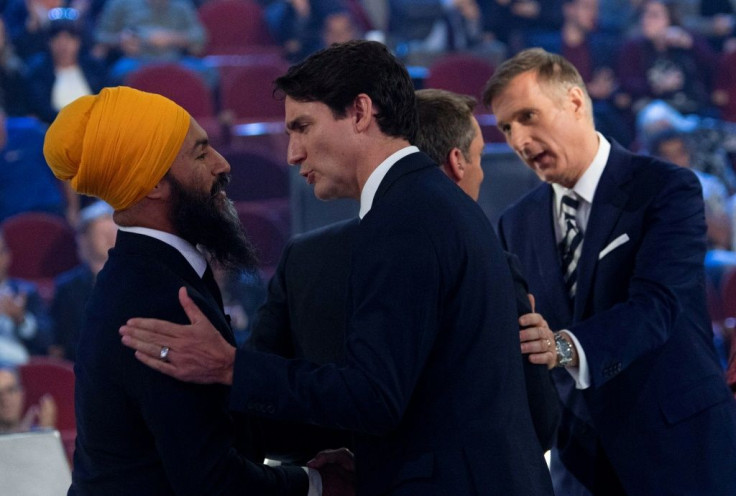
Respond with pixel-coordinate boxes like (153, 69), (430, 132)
(121, 330), (169, 359)
(527, 350), (557, 370)
(519, 311), (546, 329)
(134, 350), (182, 378)
(121, 317), (183, 339)
(178, 287), (206, 325)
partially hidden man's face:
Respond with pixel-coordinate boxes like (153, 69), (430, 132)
(166, 118), (257, 271)
(285, 96), (361, 201)
(461, 116), (485, 201)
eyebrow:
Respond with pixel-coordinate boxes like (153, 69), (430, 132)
(191, 138), (209, 154)
(285, 116), (308, 133)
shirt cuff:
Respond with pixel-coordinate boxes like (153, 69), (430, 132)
(304, 467), (322, 496)
(560, 330), (591, 389)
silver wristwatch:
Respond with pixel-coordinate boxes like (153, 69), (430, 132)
(555, 333), (574, 368)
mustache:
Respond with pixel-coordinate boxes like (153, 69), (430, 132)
(210, 174), (231, 197)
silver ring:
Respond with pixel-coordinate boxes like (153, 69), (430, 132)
(159, 346), (170, 362)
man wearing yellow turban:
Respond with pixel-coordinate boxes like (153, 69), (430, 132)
(43, 87), (325, 495)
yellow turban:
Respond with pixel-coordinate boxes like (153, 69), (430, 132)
(43, 86), (191, 211)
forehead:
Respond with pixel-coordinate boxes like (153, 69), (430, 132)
(492, 71), (548, 114)
(285, 97), (337, 122)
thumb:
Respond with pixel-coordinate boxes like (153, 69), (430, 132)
(178, 287), (206, 325)
(527, 293), (535, 313)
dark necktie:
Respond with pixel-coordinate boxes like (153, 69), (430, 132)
(559, 193), (584, 300)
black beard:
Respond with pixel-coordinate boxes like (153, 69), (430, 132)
(167, 173), (258, 272)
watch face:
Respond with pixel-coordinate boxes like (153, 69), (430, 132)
(555, 334), (573, 367)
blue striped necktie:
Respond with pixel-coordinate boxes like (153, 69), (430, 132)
(560, 193), (584, 300)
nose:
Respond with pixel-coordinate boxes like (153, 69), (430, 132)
(287, 136), (305, 167)
(212, 148), (231, 175)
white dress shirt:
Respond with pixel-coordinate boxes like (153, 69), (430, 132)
(551, 133), (611, 389)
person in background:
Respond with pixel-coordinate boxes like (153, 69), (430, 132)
(25, 14), (107, 124)
(0, 230), (53, 366)
(0, 364), (56, 434)
(0, 17), (30, 118)
(49, 201), (116, 361)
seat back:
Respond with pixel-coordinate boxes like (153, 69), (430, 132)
(1, 213), (78, 300)
(424, 53), (495, 101)
(220, 62), (288, 122)
(18, 357), (76, 433)
(198, 0), (274, 55)
(236, 201), (289, 276)
(125, 63), (216, 119)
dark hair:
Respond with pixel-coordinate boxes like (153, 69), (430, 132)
(483, 48), (590, 113)
(274, 40), (418, 142)
(415, 89), (477, 166)
(47, 18), (83, 39)
(639, 0), (682, 27)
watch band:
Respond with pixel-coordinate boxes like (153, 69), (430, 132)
(555, 332), (574, 368)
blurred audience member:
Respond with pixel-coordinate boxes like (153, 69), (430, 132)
(524, 0), (633, 146)
(213, 265), (267, 348)
(712, 47), (736, 123)
(0, 364), (56, 434)
(0, 231), (52, 365)
(94, 0), (215, 87)
(0, 18), (30, 117)
(263, 0), (345, 61)
(49, 202), (116, 361)
(0, 111), (77, 225)
(322, 9), (362, 48)
(675, 0), (735, 51)
(25, 15), (107, 124)
(637, 99), (736, 193)
(480, 0), (563, 54)
(3, 0), (64, 60)
(617, 0), (719, 116)
(649, 129), (733, 250)
(597, 0), (639, 36)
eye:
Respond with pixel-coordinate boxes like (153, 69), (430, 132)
(519, 110), (535, 123)
(197, 152), (208, 160)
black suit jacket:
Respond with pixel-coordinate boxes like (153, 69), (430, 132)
(499, 143), (736, 495)
(69, 231), (307, 496)
(249, 219), (559, 458)
(231, 152), (553, 495)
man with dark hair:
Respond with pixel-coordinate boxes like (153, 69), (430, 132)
(486, 47), (736, 495)
(121, 40), (553, 495)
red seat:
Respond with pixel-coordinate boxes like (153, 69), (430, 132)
(220, 61), (288, 124)
(1, 213), (79, 301)
(424, 53), (495, 101)
(125, 63), (223, 145)
(18, 357), (76, 464)
(198, 0), (275, 55)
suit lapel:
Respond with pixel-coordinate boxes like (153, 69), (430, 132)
(573, 143), (633, 320)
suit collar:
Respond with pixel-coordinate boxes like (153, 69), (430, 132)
(371, 151), (437, 207)
(359, 146), (420, 218)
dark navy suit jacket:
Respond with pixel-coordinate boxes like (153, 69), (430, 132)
(499, 142), (736, 495)
(69, 231), (307, 496)
(231, 152), (553, 495)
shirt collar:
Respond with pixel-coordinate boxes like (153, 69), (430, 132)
(553, 132), (610, 210)
(117, 226), (208, 277)
(359, 146), (420, 219)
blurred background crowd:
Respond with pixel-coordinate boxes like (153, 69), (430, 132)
(2, 0), (736, 463)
